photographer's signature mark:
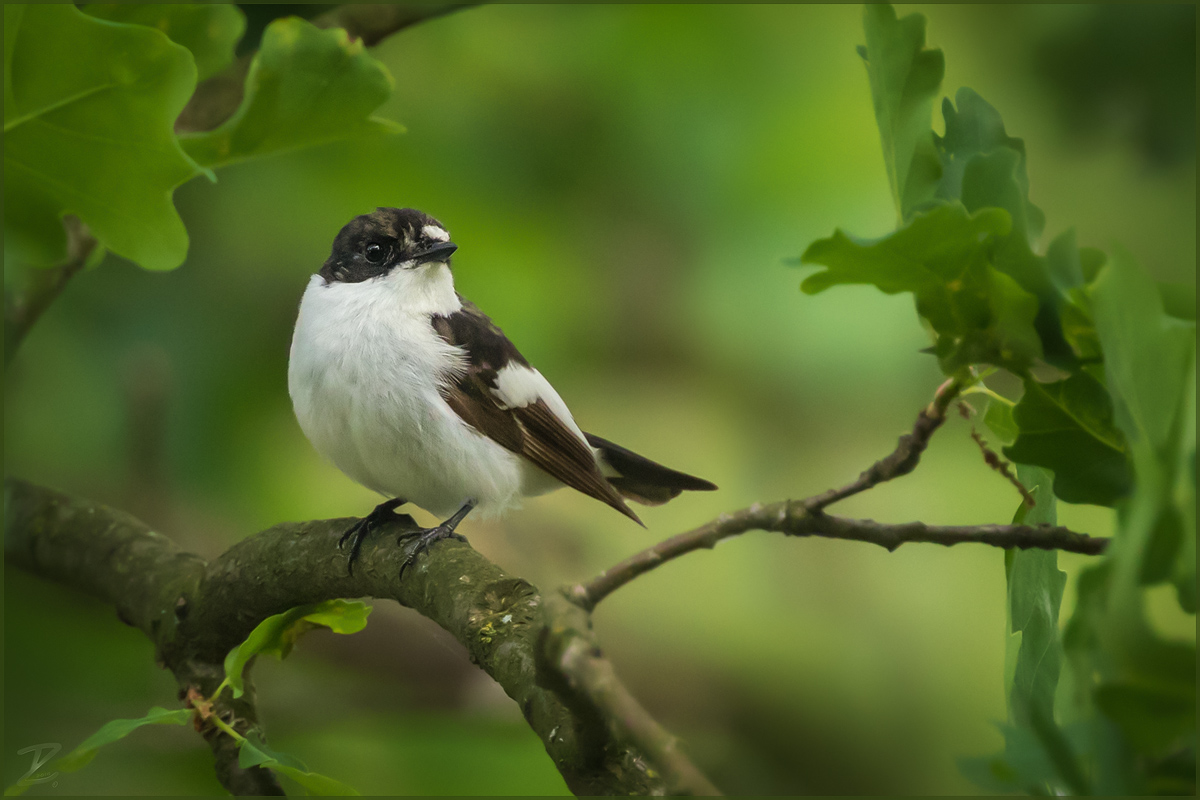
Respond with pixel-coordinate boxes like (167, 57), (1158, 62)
(15, 743), (60, 789)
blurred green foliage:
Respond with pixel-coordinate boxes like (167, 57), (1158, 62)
(4, 3), (1195, 796)
(1034, 4), (1196, 167)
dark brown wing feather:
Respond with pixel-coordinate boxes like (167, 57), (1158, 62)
(433, 301), (642, 525)
(510, 400), (642, 524)
(585, 432), (717, 506)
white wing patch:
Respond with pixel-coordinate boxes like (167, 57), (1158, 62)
(422, 225), (450, 242)
(492, 363), (589, 445)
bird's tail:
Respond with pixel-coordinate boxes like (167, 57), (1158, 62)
(585, 433), (718, 507)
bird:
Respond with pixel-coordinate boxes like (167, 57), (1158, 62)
(288, 207), (717, 575)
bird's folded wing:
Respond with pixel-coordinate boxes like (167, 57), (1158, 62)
(433, 301), (641, 523)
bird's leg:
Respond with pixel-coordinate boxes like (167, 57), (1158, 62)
(397, 499), (476, 579)
(339, 498), (409, 576)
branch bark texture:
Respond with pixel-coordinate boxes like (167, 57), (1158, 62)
(4, 477), (713, 796)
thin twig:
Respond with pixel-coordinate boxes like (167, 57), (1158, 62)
(569, 501), (1107, 610)
(968, 425), (1036, 507)
(803, 376), (964, 513)
(570, 374), (1072, 612)
(4, 216), (97, 368)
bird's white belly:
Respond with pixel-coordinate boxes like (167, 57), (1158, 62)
(288, 273), (528, 518)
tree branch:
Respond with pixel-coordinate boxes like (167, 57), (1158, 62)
(803, 376), (964, 512)
(570, 501), (1108, 611)
(176, 3), (477, 134)
(568, 376), (1105, 611)
(4, 216), (97, 369)
(967, 420), (1036, 507)
(4, 477), (717, 796)
(540, 598), (721, 795)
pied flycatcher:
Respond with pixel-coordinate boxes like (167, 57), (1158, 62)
(288, 207), (716, 574)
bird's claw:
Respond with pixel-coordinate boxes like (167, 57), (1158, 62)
(337, 519), (367, 551)
(397, 526), (468, 580)
(340, 499), (408, 576)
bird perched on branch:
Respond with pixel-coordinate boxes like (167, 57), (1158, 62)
(288, 207), (717, 574)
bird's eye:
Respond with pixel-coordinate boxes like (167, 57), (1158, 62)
(364, 242), (386, 263)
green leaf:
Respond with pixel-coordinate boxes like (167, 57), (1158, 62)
(181, 17), (401, 168)
(1063, 246), (1198, 775)
(950, 95), (1045, 248)
(240, 734), (361, 796)
(962, 148), (1044, 276)
(1094, 681), (1196, 757)
(238, 733), (308, 771)
(223, 599), (371, 698)
(1060, 291), (1103, 364)
(1004, 372), (1133, 506)
(1005, 467), (1067, 733)
(82, 4), (245, 82)
(1046, 231), (1107, 363)
(801, 203), (1043, 374)
(983, 396), (1018, 446)
(55, 707), (191, 773)
(1006, 477), (1088, 790)
(4, 4), (205, 270)
(965, 467), (1087, 795)
(1158, 281), (1198, 321)
(801, 203), (1011, 294)
(1168, 357), (1195, 610)
(858, 4), (944, 220)
(1078, 247), (1106, 284)
(932, 88), (1098, 371)
(957, 748), (1023, 794)
(1046, 228), (1085, 293)
(936, 264), (1042, 374)
(1091, 246), (1196, 607)
(1090, 245), (1195, 457)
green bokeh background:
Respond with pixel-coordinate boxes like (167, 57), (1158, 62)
(5, 4), (1195, 795)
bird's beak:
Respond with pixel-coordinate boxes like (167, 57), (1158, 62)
(412, 242), (458, 265)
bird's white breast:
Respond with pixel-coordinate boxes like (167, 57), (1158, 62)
(287, 265), (528, 517)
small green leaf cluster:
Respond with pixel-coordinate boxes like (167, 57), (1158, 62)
(4, 600), (370, 796)
(3, 4), (399, 272)
(802, 5), (1195, 795)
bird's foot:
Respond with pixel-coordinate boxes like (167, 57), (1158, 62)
(397, 500), (476, 579)
(339, 498), (412, 576)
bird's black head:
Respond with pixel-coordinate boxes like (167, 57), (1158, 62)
(319, 207), (457, 284)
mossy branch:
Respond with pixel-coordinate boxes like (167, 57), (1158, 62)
(3, 477), (717, 796)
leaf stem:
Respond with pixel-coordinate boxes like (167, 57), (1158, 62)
(962, 385), (1015, 406)
(209, 713), (245, 744)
